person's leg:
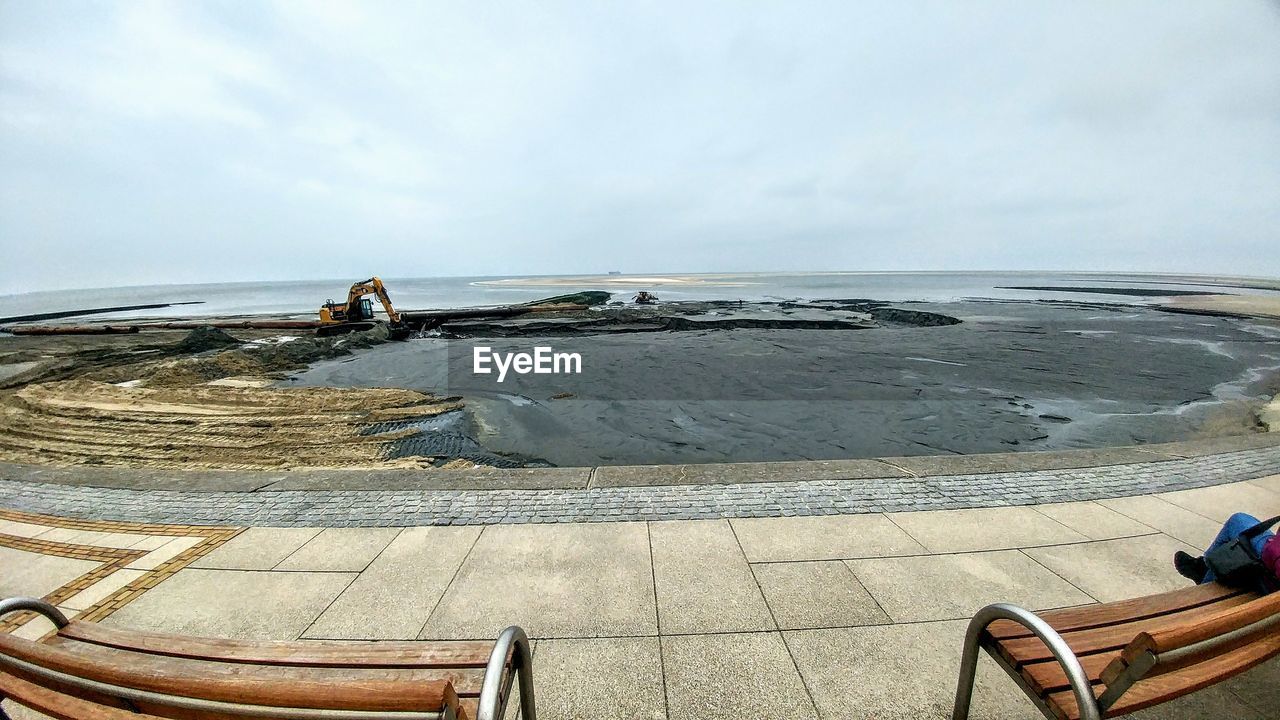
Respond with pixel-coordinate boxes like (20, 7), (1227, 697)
(1201, 513), (1262, 583)
(1212, 513), (1261, 549)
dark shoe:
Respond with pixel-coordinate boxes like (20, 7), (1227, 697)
(1174, 551), (1208, 583)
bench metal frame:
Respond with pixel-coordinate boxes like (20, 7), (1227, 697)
(478, 625), (535, 720)
(953, 600), (1280, 720)
(952, 603), (1102, 720)
(0, 597), (534, 720)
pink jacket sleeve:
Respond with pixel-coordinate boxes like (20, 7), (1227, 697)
(1263, 535), (1280, 579)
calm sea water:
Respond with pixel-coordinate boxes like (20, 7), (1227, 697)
(0, 271), (1272, 322)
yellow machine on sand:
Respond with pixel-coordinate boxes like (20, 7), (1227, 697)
(318, 277), (406, 336)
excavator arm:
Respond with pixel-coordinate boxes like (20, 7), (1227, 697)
(346, 277), (400, 324)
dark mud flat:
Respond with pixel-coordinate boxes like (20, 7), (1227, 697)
(434, 299), (959, 335)
(290, 300), (1280, 466)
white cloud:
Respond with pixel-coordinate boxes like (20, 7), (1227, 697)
(1, 1), (1278, 292)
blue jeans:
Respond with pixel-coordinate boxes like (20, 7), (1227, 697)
(1201, 512), (1275, 584)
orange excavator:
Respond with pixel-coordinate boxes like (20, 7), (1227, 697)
(318, 277), (406, 336)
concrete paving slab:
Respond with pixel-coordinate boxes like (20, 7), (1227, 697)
(127, 535), (175, 551)
(1126, 683), (1268, 720)
(887, 506), (1088, 553)
(1218, 657), (1280, 718)
(22, 527), (93, 545)
(190, 527), (322, 570)
(662, 632), (816, 720)
(275, 528), (400, 572)
(879, 446), (1172, 476)
(1033, 501), (1156, 540)
(753, 560), (889, 629)
(261, 467), (591, 491)
(421, 523), (656, 639)
(1023, 534), (1199, 603)
(730, 514), (925, 562)
(1097, 495), (1223, 548)
(1157, 481), (1280, 523)
(532, 638), (666, 720)
(786, 621), (1043, 720)
(62, 569), (146, 611)
(77, 531), (158, 549)
(847, 550), (1095, 622)
(650, 519), (773, 634)
(303, 526), (480, 640)
(593, 458), (906, 487)
(8, 617), (61, 641)
(125, 536), (206, 571)
(0, 519), (53, 538)
(0, 547), (97, 598)
(31, 528), (152, 548)
(104, 568), (354, 640)
(1249, 473), (1280, 494)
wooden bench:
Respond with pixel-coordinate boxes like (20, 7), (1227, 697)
(0, 597), (535, 720)
(952, 582), (1280, 720)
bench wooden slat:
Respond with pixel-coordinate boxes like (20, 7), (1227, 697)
(1125, 590), (1280, 660)
(991, 593), (1257, 666)
(47, 635), (490, 697)
(1045, 627), (1280, 719)
(985, 583), (1246, 641)
(0, 633), (457, 713)
(0, 670), (168, 720)
(59, 621), (492, 668)
(1017, 652), (1112, 697)
(996, 592), (1260, 695)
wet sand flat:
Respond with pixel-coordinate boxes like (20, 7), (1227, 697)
(1164, 293), (1280, 320)
(292, 300), (1280, 466)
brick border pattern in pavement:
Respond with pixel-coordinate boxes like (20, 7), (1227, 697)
(0, 512), (241, 634)
(0, 533), (144, 633)
(0, 446), (1277, 528)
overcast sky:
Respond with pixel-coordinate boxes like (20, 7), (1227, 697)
(2, 1), (1278, 293)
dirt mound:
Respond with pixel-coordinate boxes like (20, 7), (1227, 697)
(146, 324), (393, 387)
(0, 378), (465, 470)
(175, 327), (243, 353)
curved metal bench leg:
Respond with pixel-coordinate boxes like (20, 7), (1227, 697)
(953, 617), (983, 720)
(477, 626), (535, 720)
(952, 603), (1101, 720)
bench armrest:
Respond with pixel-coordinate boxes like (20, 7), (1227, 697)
(1099, 590), (1280, 709)
(953, 603), (1101, 720)
(1122, 590), (1280, 661)
(0, 597), (69, 628)
(476, 626), (535, 720)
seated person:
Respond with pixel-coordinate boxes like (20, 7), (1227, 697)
(1174, 512), (1278, 591)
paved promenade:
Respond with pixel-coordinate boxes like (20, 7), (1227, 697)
(1, 438), (1278, 526)
(3, 438), (1280, 718)
(3, 473), (1280, 719)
